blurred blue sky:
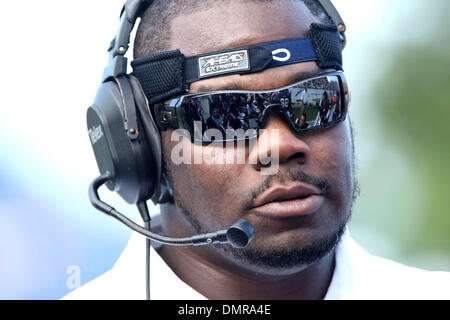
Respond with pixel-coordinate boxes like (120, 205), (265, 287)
(0, 0), (448, 299)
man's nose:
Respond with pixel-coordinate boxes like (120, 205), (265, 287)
(249, 112), (310, 171)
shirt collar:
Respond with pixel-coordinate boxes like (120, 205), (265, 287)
(323, 227), (355, 299)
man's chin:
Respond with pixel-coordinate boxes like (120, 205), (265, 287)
(215, 224), (347, 276)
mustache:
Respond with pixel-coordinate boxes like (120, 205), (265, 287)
(247, 170), (332, 208)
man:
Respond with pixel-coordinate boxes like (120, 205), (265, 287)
(65, 0), (450, 300)
(278, 89), (294, 119)
(300, 85), (309, 108)
(296, 113), (310, 129)
(318, 91), (331, 125)
(206, 108), (226, 136)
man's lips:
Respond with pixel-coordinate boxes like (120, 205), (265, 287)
(250, 183), (325, 218)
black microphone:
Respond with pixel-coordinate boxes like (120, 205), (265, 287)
(89, 174), (255, 248)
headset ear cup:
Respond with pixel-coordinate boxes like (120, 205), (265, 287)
(129, 75), (173, 204)
(88, 77), (154, 204)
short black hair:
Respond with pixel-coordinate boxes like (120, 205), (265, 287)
(133, 0), (333, 58)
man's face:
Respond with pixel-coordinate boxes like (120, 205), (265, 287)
(300, 115), (306, 126)
(160, 1), (356, 275)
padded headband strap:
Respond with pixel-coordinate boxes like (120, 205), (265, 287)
(131, 23), (343, 105)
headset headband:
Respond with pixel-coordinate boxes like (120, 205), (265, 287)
(102, 0), (153, 81)
(317, 0), (347, 46)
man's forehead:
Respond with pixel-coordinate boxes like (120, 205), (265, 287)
(165, 1), (322, 93)
(168, 1), (320, 56)
(189, 62), (324, 94)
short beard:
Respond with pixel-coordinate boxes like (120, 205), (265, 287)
(217, 217), (349, 275)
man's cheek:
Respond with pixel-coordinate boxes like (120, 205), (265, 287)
(317, 124), (354, 202)
(164, 143), (231, 201)
(309, 141), (338, 174)
(168, 160), (242, 226)
(314, 124), (350, 171)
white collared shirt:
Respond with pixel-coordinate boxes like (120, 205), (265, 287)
(63, 227), (450, 300)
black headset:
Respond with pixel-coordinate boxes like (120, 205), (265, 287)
(87, 0), (173, 206)
(86, 0), (346, 207)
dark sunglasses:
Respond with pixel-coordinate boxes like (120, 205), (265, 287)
(154, 71), (350, 144)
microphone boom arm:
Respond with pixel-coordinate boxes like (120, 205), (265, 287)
(88, 174), (254, 248)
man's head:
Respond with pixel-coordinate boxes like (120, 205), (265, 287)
(134, 0), (334, 57)
(134, 0), (357, 276)
(300, 113), (307, 126)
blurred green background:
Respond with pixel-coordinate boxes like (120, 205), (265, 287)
(346, 0), (450, 270)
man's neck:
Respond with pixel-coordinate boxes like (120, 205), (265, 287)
(157, 243), (335, 300)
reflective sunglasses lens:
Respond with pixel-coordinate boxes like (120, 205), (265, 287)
(179, 74), (346, 143)
(290, 75), (345, 131)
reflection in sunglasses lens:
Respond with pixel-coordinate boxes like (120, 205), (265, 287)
(182, 75), (345, 143)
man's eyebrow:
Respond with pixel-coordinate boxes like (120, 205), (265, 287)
(195, 71), (328, 93)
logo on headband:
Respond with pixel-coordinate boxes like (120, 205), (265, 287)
(198, 50), (250, 78)
(272, 48), (291, 62)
